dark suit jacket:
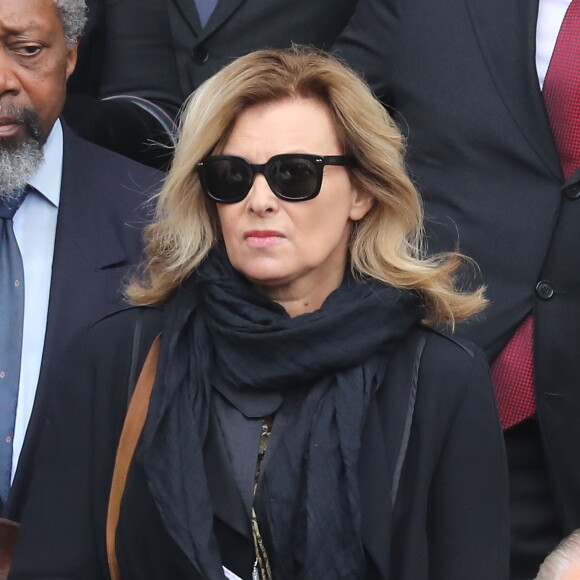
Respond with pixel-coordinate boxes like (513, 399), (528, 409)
(10, 307), (508, 580)
(64, 0), (359, 165)
(334, 0), (580, 534)
(2, 124), (162, 521)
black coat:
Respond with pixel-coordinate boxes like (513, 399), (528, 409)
(2, 125), (162, 522)
(10, 306), (509, 580)
(334, 0), (580, 533)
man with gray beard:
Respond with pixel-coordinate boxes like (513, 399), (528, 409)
(0, 0), (161, 521)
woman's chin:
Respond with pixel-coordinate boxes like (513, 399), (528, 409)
(243, 270), (293, 292)
(231, 257), (296, 289)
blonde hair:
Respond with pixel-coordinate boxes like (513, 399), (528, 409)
(128, 46), (485, 326)
(535, 531), (580, 580)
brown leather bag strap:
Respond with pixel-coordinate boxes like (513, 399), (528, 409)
(106, 334), (161, 580)
(0, 518), (20, 580)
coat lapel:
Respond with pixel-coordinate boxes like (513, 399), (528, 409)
(359, 398), (392, 580)
(205, 410), (252, 541)
(464, 0), (562, 179)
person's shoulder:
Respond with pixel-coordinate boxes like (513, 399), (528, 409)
(415, 326), (491, 407)
(393, 325), (478, 367)
(86, 304), (165, 357)
(62, 123), (164, 194)
(421, 326), (478, 361)
(393, 325), (488, 400)
(90, 304), (164, 337)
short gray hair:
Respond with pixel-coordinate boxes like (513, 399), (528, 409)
(536, 530), (580, 580)
(53, 0), (87, 47)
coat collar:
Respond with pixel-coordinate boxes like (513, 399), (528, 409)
(464, 0), (562, 179)
(204, 408), (252, 541)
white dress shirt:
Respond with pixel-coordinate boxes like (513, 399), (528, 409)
(11, 121), (63, 480)
(536, 0), (572, 87)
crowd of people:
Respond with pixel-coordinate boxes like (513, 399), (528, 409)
(0, 0), (579, 579)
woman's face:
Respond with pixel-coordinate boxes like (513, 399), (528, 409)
(216, 98), (373, 310)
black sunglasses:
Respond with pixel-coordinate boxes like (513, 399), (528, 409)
(197, 153), (356, 203)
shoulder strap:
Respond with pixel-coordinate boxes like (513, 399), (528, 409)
(106, 334), (161, 580)
(390, 331), (426, 506)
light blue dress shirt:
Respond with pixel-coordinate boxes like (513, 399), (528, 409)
(11, 121), (63, 480)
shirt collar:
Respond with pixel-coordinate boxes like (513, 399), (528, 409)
(28, 119), (63, 208)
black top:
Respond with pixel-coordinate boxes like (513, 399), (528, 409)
(10, 306), (509, 580)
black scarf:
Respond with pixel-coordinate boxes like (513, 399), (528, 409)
(139, 248), (423, 579)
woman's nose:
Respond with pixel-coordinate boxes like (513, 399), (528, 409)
(246, 174), (279, 215)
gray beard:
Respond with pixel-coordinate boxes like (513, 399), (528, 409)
(0, 105), (46, 199)
(0, 138), (44, 199)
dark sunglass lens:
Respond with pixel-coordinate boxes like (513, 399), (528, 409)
(204, 158), (251, 202)
(269, 157), (319, 199)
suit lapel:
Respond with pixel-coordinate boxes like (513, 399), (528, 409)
(171, 0), (203, 36)
(43, 126), (130, 333)
(38, 126), (131, 419)
(201, 0), (247, 39)
(170, 0), (248, 39)
(464, 0), (562, 179)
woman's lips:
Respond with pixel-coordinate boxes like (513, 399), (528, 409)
(244, 230), (285, 248)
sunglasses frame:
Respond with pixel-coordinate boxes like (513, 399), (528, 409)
(197, 153), (356, 203)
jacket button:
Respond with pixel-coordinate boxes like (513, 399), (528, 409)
(536, 281), (554, 300)
(564, 182), (580, 200)
(192, 45), (209, 64)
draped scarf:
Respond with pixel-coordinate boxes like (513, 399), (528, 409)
(138, 248), (423, 579)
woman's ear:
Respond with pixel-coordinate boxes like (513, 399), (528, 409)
(349, 188), (375, 221)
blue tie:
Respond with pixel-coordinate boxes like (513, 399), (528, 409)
(0, 188), (27, 502)
(194, 0), (218, 27)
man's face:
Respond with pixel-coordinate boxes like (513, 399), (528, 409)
(0, 0), (77, 146)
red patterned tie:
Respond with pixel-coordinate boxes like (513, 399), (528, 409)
(492, 0), (580, 430)
(491, 315), (535, 430)
(543, 0), (580, 181)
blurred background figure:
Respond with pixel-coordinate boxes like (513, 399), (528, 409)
(63, 0), (360, 167)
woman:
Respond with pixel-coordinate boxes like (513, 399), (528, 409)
(10, 48), (508, 580)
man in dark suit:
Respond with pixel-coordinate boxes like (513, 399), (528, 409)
(334, 1), (580, 578)
(63, 0), (360, 166)
(0, 0), (161, 521)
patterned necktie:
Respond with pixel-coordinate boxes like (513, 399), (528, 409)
(0, 188), (28, 501)
(543, 0), (580, 181)
(194, 0), (219, 27)
(492, 0), (580, 430)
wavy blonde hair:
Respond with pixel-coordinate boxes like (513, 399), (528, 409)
(128, 46), (485, 326)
